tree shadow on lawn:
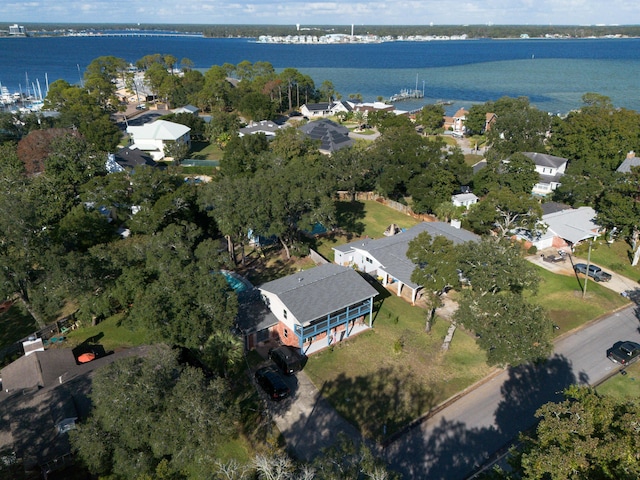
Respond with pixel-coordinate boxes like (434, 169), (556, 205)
(0, 302), (37, 349)
(384, 354), (580, 479)
(335, 201), (366, 237)
(320, 365), (440, 442)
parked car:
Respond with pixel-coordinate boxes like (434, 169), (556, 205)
(607, 341), (640, 366)
(255, 366), (290, 401)
(573, 263), (612, 282)
(269, 346), (303, 375)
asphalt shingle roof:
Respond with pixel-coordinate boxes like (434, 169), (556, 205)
(259, 263), (378, 325)
(334, 222), (479, 288)
(299, 119), (354, 153)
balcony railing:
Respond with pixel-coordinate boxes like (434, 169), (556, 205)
(294, 301), (371, 339)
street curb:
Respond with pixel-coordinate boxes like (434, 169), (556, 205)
(381, 366), (505, 448)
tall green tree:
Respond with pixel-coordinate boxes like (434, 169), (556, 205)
(506, 386), (640, 479)
(454, 290), (553, 366)
(70, 345), (238, 479)
(416, 104), (445, 134)
(408, 232), (460, 332)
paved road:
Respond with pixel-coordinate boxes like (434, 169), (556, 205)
(383, 305), (640, 479)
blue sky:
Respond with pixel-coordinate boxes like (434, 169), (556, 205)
(2, 1), (639, 26)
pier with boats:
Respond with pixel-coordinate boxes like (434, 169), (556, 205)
(0, 75), (48, 113)
(389, 74), (425, 103)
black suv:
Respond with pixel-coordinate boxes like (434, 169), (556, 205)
(269, 346), (303, 375)
(255, 366), (290, 400)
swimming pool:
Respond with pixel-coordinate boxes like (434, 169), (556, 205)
(220, 270), (254, 293)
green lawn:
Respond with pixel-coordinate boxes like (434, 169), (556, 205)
(62, 313), (151, 351)
(575, 239), (640, 284)
(314, 200), (420, 261)
(531, 267), (629, 334)
(596, 361), (640, 401)
(190, 141), (224, 161)
(304, 286), (492, 440)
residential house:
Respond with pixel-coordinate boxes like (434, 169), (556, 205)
(106, 146), (160, 173)
(444, 107), (468, 136)
(484, 112), (497, 131)
(517, 206), (602, 251)
(300, 102), (333, 118)
(126, 119), (191, 161)
(452, 192), (479, 209)
(522, 152), (568, 196)
(616, 151), (639, 173)
(333, 222), (479, 304)
(171, 104), (200, 115)
(238, 120), (285, 137)
(258, 263), (379, 354)
(298, 119), (354, 154)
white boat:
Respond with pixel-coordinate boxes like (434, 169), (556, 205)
(1, 85), (15, 105)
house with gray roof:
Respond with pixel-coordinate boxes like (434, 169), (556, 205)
(522, 152), (568, 196)
(298, 119), (354, 154)
(333, 222), (479, 304)
(616, 151), (639, 173)
(258, 263), (378, 354)
(516, 206), (602, 250)
(238, 120), (285, 138)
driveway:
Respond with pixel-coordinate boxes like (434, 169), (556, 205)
(264, 370), (363, 460)
(529, 249), (639, 294)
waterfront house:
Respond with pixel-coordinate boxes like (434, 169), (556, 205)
(300, 102), (333, 118)
(333, 222), (479, 304)
(126, 120), (190, 161)
(258, 263), (378, 354)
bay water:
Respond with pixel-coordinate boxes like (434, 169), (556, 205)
(1, 35), (639, 115)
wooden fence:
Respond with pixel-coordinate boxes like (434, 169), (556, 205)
(336, 191), (437, 223)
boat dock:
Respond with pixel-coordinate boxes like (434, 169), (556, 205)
(389, 88), (424, 102)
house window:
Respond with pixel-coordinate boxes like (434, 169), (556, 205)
(366, 257), (372, 264)
(283, 310), (287, 319)
(284, 329), (288, 338)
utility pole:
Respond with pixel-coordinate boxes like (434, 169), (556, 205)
(582, 239), (592, 299)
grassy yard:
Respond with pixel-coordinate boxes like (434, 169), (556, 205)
(531, 267), (629, 334)
(596, 361), (640, 400)
(190, 140), (224, 161)
(314, 200), (420, 261)
(62, 313), (151, 351)
(304, 285), (492, 441)
(575, 239), (640, 284)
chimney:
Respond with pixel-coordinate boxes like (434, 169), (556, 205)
(627, 151), (636, 159)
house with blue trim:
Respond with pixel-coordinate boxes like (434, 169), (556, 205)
(258, 263), (378, 354)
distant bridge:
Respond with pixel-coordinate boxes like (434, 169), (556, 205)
(66, 32), (203, 38)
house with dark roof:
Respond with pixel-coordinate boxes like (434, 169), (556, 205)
(522, 151), (568, 196)
(298, 119), (354, 154)
(300, 102), (333, 118)
(106, 146), (160, 173)
(333, 222), (479, 304)
(258, 263), (378, 354)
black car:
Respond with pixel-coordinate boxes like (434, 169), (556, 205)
(269, 346), (303, 375)
(255, 366), (290, 400)
(607, 341), (640, 366)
